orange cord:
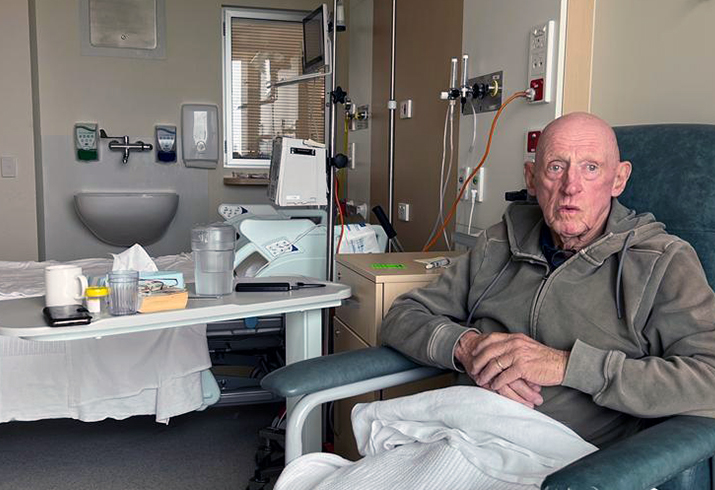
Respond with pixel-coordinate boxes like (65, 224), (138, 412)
(335, 176), (345, 254)
(423, 91), (529, 252)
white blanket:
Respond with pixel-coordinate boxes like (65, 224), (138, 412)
(0, 254), (212, 423)
(276, 386), (598, 490)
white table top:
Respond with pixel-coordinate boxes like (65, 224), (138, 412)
(0, 279), (350, 341)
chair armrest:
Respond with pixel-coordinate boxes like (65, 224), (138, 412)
(542, 415), (715, 490)
(264, 346), (446, 463)
(261, 346), (437, 397)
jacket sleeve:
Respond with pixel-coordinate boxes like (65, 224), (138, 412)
(380, 233), (487, 371)
(563, 241), (715, 418)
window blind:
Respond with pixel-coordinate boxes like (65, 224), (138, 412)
(230, 17), (325, 161)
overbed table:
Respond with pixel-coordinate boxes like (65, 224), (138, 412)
(0, 278), (351, 453)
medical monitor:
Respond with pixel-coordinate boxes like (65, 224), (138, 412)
(302, 4), (330, 74)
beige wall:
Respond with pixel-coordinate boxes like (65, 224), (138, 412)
(591, 0), (715, 125)
(370, 0), (463, 251)
(0, 0), (322, 260)
(0, 0), (38, 261)
(455, 0), (567, 238)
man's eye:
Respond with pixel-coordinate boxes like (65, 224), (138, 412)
(547, 164), (562, 172)
(586, 164), (598, 172)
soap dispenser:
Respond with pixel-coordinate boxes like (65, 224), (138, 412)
(155, 125), (177, 163)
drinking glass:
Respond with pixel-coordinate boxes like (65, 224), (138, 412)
(108, 270), (139, 316)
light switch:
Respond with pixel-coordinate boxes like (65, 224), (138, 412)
(1, 157), (17, 178)
(398, 202), (410, 221)
(399, 100), (413, 119)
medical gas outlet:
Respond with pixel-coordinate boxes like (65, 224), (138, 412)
(440, 55), (504, 114)
(525, 130), (542, 162)
(527, 21), (555, 104)
(458, 166), (485, 203)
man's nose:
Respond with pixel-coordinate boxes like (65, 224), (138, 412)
(561, 167), (583, 195)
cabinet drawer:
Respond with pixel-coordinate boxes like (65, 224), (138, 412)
(335, 264), (381, 346)
(333, 317), (370, 352)
(333, 317), (376, 461)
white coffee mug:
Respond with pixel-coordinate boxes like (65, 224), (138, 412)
(45, 265), (88, 307)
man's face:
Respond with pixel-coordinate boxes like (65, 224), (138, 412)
(524, 115), (631, 250)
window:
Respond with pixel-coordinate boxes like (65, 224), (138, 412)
(222, 8), (326, 168)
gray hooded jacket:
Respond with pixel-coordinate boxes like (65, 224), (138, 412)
(381, 199), (715, 447)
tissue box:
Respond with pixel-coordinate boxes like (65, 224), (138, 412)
(139, 271), (185, 289)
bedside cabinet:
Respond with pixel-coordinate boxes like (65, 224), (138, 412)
(332, 251), (463, 460)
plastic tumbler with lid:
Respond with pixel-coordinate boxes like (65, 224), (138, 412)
(191, 223), (236, 296)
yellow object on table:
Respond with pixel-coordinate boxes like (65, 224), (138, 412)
(85, 286), (109, 314)
(138, 287), (189, 313)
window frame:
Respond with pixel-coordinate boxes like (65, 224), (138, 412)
(221, 7), (325, 169)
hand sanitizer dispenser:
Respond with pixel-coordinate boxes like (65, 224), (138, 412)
(155, 125), (177, 163)
(181, 104), (219, 168)
(74, 123), (98, 161)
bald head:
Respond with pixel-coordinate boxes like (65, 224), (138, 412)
(524, 112), (632, 250)
(536, 112), (621, 167)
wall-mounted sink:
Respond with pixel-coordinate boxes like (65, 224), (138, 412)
(74, 192), (179, 247)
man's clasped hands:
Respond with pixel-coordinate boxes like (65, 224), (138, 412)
(455, 331), (571, 408)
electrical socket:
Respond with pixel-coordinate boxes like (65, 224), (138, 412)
(1, 157), (17, 178)
(397, 202), (411, 221)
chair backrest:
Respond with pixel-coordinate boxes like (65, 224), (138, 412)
(615, 124), (715, 490)
(615, 124), (715, 286)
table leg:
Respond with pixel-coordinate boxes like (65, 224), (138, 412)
(285, 309), (322, 455)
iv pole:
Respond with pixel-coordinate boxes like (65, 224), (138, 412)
(265, 2), (341, 284)
(387, 0), (396, 251)
(325, 0), (339, 283)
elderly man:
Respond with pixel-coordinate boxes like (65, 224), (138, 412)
(382, 112), (715, 447)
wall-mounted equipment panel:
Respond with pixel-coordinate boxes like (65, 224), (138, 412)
(181, 104), (219, 169)
(461, 71), (503, 115)
(527, 21), (556, 104)
(79, 0), (166, 59)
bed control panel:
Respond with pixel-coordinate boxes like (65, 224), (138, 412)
(218, 204), (249, 220)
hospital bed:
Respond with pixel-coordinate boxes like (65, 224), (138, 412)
(0, 254), (218, 424)
(0, 204), (385, 423)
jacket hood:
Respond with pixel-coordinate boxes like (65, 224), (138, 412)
(503, 198), (666, 265)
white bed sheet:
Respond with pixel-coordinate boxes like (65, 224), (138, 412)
(0, 254), (212, 423)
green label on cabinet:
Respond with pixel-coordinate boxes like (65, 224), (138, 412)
(370, 263), (405, 269)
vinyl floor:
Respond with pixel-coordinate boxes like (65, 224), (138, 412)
(0, 403), (282, 490)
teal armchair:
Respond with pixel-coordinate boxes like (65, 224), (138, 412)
(262, 124), (715, 490)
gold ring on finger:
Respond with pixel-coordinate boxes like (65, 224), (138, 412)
(496, 358), (505, 370)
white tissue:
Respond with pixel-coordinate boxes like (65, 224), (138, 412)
(111, 244), (159, 272)
(340, 224), (381, 254)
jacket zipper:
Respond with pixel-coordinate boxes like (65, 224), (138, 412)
(526, 232), (616, 338)
(529, 274), (548, 338)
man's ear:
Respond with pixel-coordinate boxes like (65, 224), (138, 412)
(611, 160), (632, 197)
(524, 161), (537, 195)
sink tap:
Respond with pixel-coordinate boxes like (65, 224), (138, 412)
(100, 130), (153, 164)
